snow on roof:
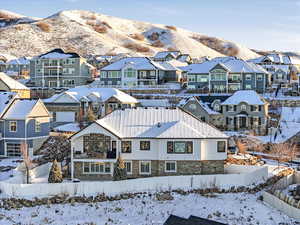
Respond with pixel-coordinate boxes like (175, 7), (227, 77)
(38, 49), (79, 59)
(54, 123), (80, 133)
(263, 65), (290, 73)
(3, 99), (37, 120)
(153, 51), (181, 60)
(179, 97), (219, 115)
(183, 57), (268, 74)
(101, 57), (162, 71)
(221, 90), (266, 105)
(44, 86), (138, 104)
(139, 99), (171, 107)
(0, 72), (29, 90)
(7, 57), (30, 65)
(280, 107), (300, 123)
(0, 92), (18, 117)
(95, 107), (227, 139)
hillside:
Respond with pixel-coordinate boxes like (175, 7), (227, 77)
(0, 10), (259, 60)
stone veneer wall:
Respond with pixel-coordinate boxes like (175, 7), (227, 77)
(74, 160), (225, 180)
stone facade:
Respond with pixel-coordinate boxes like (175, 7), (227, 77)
(74, 160), (225, 180)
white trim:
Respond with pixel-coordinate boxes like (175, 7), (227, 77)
(139, 160), (151, 175)
(165, 161), (177, 173)
(82, 161), (112, 174)
(73, 158), (117, 163)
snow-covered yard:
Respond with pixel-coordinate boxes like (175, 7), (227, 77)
(0, 192), (298, 225)
(0, 158), (21, 181)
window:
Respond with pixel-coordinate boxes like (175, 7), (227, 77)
(100, 71), (106, 78)
(197, 75), (208, 82)
(251, 105), (258, 111)
(35, 120), (41, 133)
(125, 161), (132, 174)
(108, 71), (120, 78)
(257, 75), (263, 81)
(231, 74), (240, 81)
(217, 141), (226, 152)
(140, 141), (150, 151)
(188, 75), (196, 82)
(214, 104), (220, 111)
(63, 80), (75, 86)
(227, 105), (234, 112)
(140, 161), (151, 175)
(139, 71), (147, 78)
(165, 161), (176, 172)
(83, 162), (111, 174)
(121, 141), (132, 153)
(240, 104), (247, 111)
(245, 84), (251, 89)
(211, 72), (226, 81)
(9, 121), (17, 132)
(246, 74), (252, 80)
(150, 71), (156, 76)
(6, 143), (21, 157)
(167, 141), (193, 154)
(124, 68), (136, 78)
(189, 103), (197, 110)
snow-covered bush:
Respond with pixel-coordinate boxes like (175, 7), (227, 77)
(131, 33), (145, 41)
(123, 42), (150, 52)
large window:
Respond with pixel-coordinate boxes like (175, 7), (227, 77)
(140, 161), (151, 175)
(83, 162), (111, 174)
(196, 75), (208, 82)
(124, 68), (136, 78)
(140, 141), (150, 151)
(210, 70), (227, 81)
(240, 104), (247, 111)
(167, 141), (193, 154)
(6, 143), (21, 157)
(100, 71), (106, 78)
(125, 161), (132, 174)
(246, 74), (252, 80)
(165, 161), (176, 173)
(9, 121), (17, 132)
(121, 141), (132, 153)
(217, 141), (226, 152)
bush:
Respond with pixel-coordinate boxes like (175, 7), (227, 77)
(165, 25), (177, 31)
(123, 43), (150, 52)
(48, 159), (63, 183)
(101, 21), (112, 29)
(167, 47), (178, 51)
(113, 157), (127, 181)
(151, 40), (164, 48)
(131, 33), (144, 41)
(93, 24), (107, 33)
(36, 22), (51, 32)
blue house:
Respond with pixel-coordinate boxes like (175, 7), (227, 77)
(0, 92), (50, 157)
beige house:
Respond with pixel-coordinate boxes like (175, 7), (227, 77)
(0, 72), (30, 98)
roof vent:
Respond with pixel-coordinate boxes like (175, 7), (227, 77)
(157, 122), (161, 128)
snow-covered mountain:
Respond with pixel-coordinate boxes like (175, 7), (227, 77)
(0, 10), (259, 60)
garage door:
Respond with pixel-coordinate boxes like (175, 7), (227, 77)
(6, 143), (21, 157)
(56, 112), (75, 122)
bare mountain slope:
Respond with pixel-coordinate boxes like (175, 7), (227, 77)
(0, 10), (259, 60)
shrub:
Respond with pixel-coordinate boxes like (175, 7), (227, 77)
(81, 13), (96, 20)
(113, 157), (127, 181)
(86, 20), (96, 26)
(167, 47), (178, 51)
(123, 43), (150, 52)
(148, 32), (159, 41)
(14, 25), (23, 31)
(48, 159), (63, 183)
(165, 25), (177, 31)
(131, 33), (145, 41)
(36, 22), (51, 32)
(93, 24), (107, 33)
(151, 40), (164, 48)
(101, 21), (112, 29)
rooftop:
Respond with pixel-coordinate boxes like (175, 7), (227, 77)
(221, 90), (266, 105)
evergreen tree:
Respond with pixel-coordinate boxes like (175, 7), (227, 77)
(113, 156), (127, 181)
(48, 159), (63, 183)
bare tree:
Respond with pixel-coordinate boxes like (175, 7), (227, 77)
(270, 142), (297, 169)
(236, 140), (247, 155)
(20, 141), (32, 184)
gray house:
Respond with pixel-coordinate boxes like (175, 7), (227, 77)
(99, 57), (183, 87)
(0, 92), (50, 157)
(221, 90), (269, 135)
(184, 57), (269, 93)
(30, 48), (95, 88)
(5, 57), (30, 78)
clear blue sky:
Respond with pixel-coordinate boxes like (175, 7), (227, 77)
(2, 0), (300, 52)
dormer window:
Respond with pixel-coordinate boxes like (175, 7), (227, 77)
(240, 104), (247, 111)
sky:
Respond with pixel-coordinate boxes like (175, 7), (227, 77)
(2, 0), (300, 52)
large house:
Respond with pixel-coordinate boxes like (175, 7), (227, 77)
(0, 92), (50, 157)
(0, 72), (30, 98)
(221, 90), (269, 135)
(184, 57), (269, 93)
(99, 57), (183, 87)
(29, 48), (95, 88)
(43, 86), (138, 127)
(70, 107), (228, 180)
(153, 51), (192, 64)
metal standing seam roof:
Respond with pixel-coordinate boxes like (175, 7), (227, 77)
(95, 107), (227, 139)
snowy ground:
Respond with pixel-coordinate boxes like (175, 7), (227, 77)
(0, 192), (299, 225)
(0, 158), (21, 181)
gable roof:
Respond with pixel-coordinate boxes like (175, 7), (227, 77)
(0, 72), (29, 90)
(0, 92), (18, 118)
(7, 57), (30, 65)
(95, 108), (227, 139)
(180, 97), (220, 115)
(153, 51), (181, 60)
(221, 90), (266, 105)
(44, 86), (138, 104)
(183, 57), (268, 74)
(37, 48), (80, 59)
(2, 99), (38, 119)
